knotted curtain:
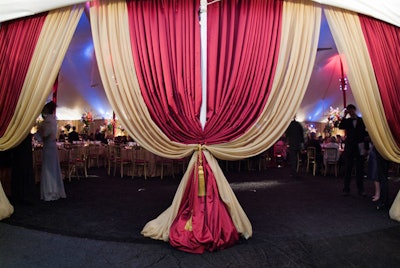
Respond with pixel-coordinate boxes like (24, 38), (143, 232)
(91, 0), (320, 253)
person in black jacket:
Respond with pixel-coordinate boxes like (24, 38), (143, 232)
(339, 104), (369, 196)
(286, 116), (304, 177)
(68, 126), (80, 143)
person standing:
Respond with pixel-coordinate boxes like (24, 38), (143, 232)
(38, 101), (66, 201)
(367, 142), (389, 209)
(338, 104), (368, 196)
(286, 116), (304, 177)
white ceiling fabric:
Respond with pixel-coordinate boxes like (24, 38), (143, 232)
(0, 0), (87, 23)
(2, 0), (400, 26)
(312, 0), (400, 27)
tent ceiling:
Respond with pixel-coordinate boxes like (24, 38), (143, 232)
(57, 13), (112, 120)
(297, 11), (355, 123)
(3, 1), (399, 123)
(55, 9), (355, 123)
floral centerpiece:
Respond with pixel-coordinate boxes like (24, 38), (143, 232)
(100, 119), (114, 134)
(81, 111), (94, 134)
(81, 111), (93, 126)
(324, 106), (343, 136)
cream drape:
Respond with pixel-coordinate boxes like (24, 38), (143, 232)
(324, 7), (400, 163)
(0, 5), (83, 221)
(325, 7), (400, 222)
(91, 0), (320, 241)
(0, 6), (84, 151)
(0, 181), (13, 220)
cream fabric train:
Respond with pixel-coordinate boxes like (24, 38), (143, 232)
(389, 190), (400, 222)
(0, 182), (13, 220)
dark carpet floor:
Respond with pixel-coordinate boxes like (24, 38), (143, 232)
(3, 165), (400, 267)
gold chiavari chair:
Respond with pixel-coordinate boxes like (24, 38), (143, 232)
(58, 147), (70, 181)
(87, 143), (100, 169)
(112, 145), (132, 178)
(324, 148), (339, 177)
(173, 158), (187, 176)
(32, 147), (43, 183)
(68, 145), (88, 180)
(131, 146), (149, 180)
(156, 157), (174, 180)
(306, 147), (317, 176)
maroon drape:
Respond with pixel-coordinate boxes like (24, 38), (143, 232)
(359, 15), (400, 147)
(0, 13), (47, 137)
(127, 0), (282, 253)
(204, 0), (282, 142)
(169, 155), (239, 253)
(127, 0), (203, 144)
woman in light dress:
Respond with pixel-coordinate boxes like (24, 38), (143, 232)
(39, 101), (66, 201)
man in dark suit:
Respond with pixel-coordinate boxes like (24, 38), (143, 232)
(286, 116), (304, 177)
(68, 126), (80, 143)
(339, 104), (369, 196)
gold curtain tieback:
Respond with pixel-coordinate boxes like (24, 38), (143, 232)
(197, 144), (205, 197)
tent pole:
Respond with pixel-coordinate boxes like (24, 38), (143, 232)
(112, 111), (116, 137)
(339, 57), (347, 109)
(52, 74), (59, 114)
(199, 0), (207, 130)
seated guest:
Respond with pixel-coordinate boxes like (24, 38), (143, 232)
(321, 136), (330, 148)
(95, 128), (106, 143)
(88, 133), (95, 141)
(306, 132), (323, 174)
(105, 134), (114, 144)
(58, 130), (66, 142)
(68, 126), (80, 143)
(273, 137), (287, 167)
(336, 134), (343, 144)
(274, 137), (287, 160)
(126, 136), (135, 143)
(323, 136), (340, 167)
(318, 135), (324, 145)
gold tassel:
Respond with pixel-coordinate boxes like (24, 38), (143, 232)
(184, 215), (193, 231)
(198, 165), (205, 196)
(197, 144), (206, 197)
